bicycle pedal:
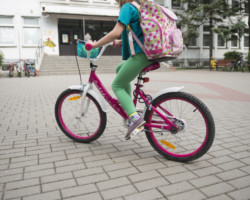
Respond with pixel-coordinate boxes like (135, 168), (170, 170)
(130, 126), (143, 139)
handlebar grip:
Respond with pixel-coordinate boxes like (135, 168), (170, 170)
(85, 43), (93, 51)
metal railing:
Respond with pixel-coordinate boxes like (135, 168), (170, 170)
(34, 39), (45, 71)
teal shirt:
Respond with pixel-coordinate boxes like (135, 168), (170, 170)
(118, 3), (144, 60)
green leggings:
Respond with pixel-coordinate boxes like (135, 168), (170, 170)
(112, 53), (153, 116)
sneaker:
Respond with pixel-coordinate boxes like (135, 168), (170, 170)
(125, 117), (146, 140)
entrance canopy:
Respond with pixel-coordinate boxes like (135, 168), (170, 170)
(41, 3), (119, 17)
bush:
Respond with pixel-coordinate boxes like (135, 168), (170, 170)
(224, 51), (242, 60)
(0, 52), (3, 67)
(246, 51), (250, 63)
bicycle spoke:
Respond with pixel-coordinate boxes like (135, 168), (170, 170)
(55, 90), (106, 142)
(145, 92), (214, 162)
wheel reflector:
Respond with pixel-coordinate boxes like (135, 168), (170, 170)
(160, 140), (176, 149)
(69, 96), (81, 101)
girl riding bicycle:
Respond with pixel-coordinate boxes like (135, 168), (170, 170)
(86, 0), (153, 140)
(56, 0), (215, 162)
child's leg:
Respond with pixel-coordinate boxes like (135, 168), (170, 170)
(115, 62), (131, 97)
(112, 53), (153, 116)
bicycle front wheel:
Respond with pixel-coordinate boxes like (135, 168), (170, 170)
(55, 89), (107, 143)
(144, 92), (215, 162)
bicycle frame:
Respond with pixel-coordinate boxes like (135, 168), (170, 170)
(83, 64), (178, 132)
(77, 40), (178, 132)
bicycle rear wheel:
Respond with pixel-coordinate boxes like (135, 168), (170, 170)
(144, 92), (215, 162)
(226, 62), (233, 72)
(55, 89), (107, 143)
(239, 63), (245, 72)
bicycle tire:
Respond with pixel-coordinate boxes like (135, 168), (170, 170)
(226, 63), (233, 72)
(55, 89), (107, 143)
(240, 63), (245, 72)
(144, 92), (215, 162)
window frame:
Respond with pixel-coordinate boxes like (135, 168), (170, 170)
(231, 34), (239, 48)
(22, 16), (41, 47)
(244, 35), (249, 48)
(203, 26), (210, 47)
(188, 36), (198, 48)
(0, 15), (16, 47)
(217, 34), (226, 48)
(172, 0), (181, 8)
(155, 0), (165, 6)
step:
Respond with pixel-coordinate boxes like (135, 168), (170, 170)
(39, 55), (169, 76)
(39, 55), (123, 76)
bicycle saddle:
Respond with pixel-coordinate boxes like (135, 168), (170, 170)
(142, 62), (160, 73)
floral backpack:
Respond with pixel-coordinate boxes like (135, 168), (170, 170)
(128, 1), (183, 62)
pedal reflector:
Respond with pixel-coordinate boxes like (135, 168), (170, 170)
(138, 127), (143, 131)
(160, 140), (176, 149)
(69, 96), (81, 101)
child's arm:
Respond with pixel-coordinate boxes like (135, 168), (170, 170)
(86, 22), (125, 48)
(114, 39), (122, 47)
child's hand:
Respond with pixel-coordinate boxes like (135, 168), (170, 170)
(86, 40), (97, 48)
(113, 39), (122, 47)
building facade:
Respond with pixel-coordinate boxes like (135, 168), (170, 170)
(0, 0), (249, 69)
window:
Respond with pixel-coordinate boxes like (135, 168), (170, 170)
(155, 0), (165, 6)
(218, 35), (226, 47)
(217, 27), (226, 47)
(203, 26), (210, 47)
(172, 0), (181, 7)
(93, 0), (108, 3)
(232, 0), (240, 11)
(203, 0), (210, 4)
(0, 16), (15, 45)
(244, 35), (249, 48)
(23, 17), (40, 46)
(244, 1), (249, 13)
(85, 20), (116, 41)
(188, 37), (197, 47)
(231, 35), (238, 47)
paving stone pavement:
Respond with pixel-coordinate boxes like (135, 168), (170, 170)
(0, 69), (250, 200)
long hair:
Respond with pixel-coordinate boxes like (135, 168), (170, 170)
(117, 0), (146, 8)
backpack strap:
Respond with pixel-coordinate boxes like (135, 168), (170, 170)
(128, 28), (145, 54)
(127, 1), (145, 56)
(131, 1), (140, 9)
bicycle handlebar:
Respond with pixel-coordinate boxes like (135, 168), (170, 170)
(78, 39), (115, 62)
(85, 43), (93, 51)
(77, 39), (114, 51)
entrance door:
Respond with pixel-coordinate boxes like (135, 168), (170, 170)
(85, 20), (121, 56)
(58, 19), (83, 56)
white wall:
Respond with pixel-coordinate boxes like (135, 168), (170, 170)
(0, 0), (41, 60)
(0, 0), (249, 63)
(42, 15), (59, 55)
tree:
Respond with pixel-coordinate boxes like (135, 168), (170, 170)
(0, 51), (4, 67)
(174, 0), (249, 69)
(213, 0), (248, 50)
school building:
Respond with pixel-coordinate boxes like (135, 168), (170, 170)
(0, 0), (249, 69)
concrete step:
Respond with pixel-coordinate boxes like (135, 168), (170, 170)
(39, 55), (169, 76)
(39, 55), (123, 76)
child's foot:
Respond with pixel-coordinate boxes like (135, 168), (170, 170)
(125, 117), (145, 140)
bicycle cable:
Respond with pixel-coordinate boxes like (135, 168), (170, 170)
(72, 41), (83, 85)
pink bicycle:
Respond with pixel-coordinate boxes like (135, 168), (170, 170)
(55, 41), (215, 162)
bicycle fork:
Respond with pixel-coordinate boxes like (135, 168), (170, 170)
(77, 83), (91, 119)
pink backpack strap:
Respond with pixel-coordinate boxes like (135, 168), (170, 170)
(129, 30), (145, 53)
(129, 31), (136, 56)
(127, 2), (145, 56)
(131, 1), (140, 9)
